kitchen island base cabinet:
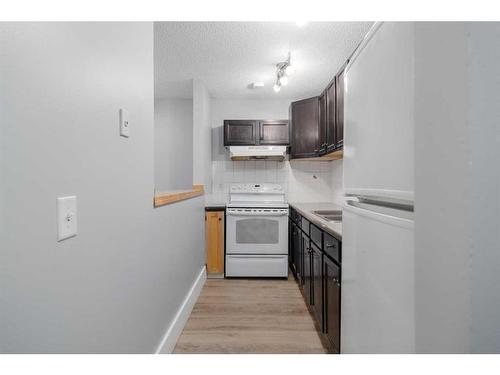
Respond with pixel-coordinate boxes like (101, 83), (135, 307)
(205, 210), (225, 277)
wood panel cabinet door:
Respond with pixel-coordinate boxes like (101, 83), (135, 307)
(335, 68), (345, 150)
(311, 242), (324, 331)
(259, 120), (289, 145)
(324, 256), (341, 353)
(302, 232), (312, 304)
(318, 91), (327, 155)
(205, 211), (225, 275)
(224, 120), (257, 146)
(325, 77), (337, 153)
(290, 97), (320, 159)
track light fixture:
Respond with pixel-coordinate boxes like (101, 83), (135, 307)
(274, 52), (294, 93)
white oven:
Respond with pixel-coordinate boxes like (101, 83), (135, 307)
(225, 183), (289, 277)
(226, 208), (289, 255)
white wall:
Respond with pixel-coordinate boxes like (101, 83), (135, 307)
(0, 22), (205, 353)
(414, 22), (472, 353)
(209, 98), (344, 204)
(193, 80), (212, 192)
(154, 98), (193, 191)
(469, 23), (500, 353)
(414, 22), (500, 353)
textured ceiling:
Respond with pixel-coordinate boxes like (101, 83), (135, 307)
(154, 22), (373, 100)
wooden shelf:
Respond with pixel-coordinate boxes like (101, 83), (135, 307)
(154, 184), (204, 207)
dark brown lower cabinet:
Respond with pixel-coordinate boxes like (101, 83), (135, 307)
(288, 213), (341, 353)
(290, 221), (302, 283)
(324, 255), (341, 353)
(296, 226), (304, 285)
(302, 232), (312, 305)
(311, 242), (323, 330)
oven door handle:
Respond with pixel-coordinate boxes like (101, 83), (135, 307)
(226, 211), (288, 217)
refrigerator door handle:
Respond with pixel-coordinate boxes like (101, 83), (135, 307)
(343, 199), (414, 228)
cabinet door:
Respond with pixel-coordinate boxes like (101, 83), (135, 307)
(295, 226), (304, 285)
(290, 221), (298, 275)
(324, 256), (341, 353)
(335, 67), (345, 150)
(206, 211), (225, 275)
(224, 120), (257, 146)
(311, 242), (324, 330)
(318, 91), (327, 155)
(326, 77), (337, 153)
(289, 219), (294, 267)
(290, 97), (320, 159)
(302, 232), (312, 304)
(259, 120), (289, 145)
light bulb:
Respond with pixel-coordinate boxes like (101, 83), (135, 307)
(273, 83), (281, 92)
(285, 65), (295, 76)
(280, 76), (289, 86)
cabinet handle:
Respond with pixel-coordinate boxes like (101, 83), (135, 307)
(326, 244), (336, 249)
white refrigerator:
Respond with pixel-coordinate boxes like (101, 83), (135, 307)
(341, 22), (416, 353)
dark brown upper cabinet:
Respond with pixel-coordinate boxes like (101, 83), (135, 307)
(335, 65), (346, 150)
(325, 77), (337, 153)
(259, 120), (290, 145)
(318, 91), (327, 155)
(290, 60), (347, 160)
(290, 96), (320, 159)
(224, 119), (289, 146)
(224, 120), (258, 146)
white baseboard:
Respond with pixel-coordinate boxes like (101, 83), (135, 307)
(155, 266), (207, 354)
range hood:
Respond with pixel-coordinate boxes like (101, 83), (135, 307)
(229, 146), (287, 161)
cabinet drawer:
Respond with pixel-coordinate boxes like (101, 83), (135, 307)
(301, 217), (310, 235)
(324, 232), (341, 264)
(310, 223), (323, 248)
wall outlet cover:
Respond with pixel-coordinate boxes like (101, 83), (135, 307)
(57, 196), (77, 241)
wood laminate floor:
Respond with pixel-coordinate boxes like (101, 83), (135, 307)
(174, 273), (329, 354)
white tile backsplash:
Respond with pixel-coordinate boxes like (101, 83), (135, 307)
(209, 155), (344, 205)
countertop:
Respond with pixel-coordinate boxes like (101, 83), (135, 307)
(289, 202), (343, 240)
(204, 196), (228, 210)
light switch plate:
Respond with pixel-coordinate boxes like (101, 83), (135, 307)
(119, 108), (130, 137)
(57, 196), (77, 241)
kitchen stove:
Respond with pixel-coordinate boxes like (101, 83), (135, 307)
(225, 183), (289, 277)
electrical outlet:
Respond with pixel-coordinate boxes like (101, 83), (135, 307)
(120, 108), (130, 137)
(57, 196), (77, 241)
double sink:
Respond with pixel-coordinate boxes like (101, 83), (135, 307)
(312, 210), (342, 223)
